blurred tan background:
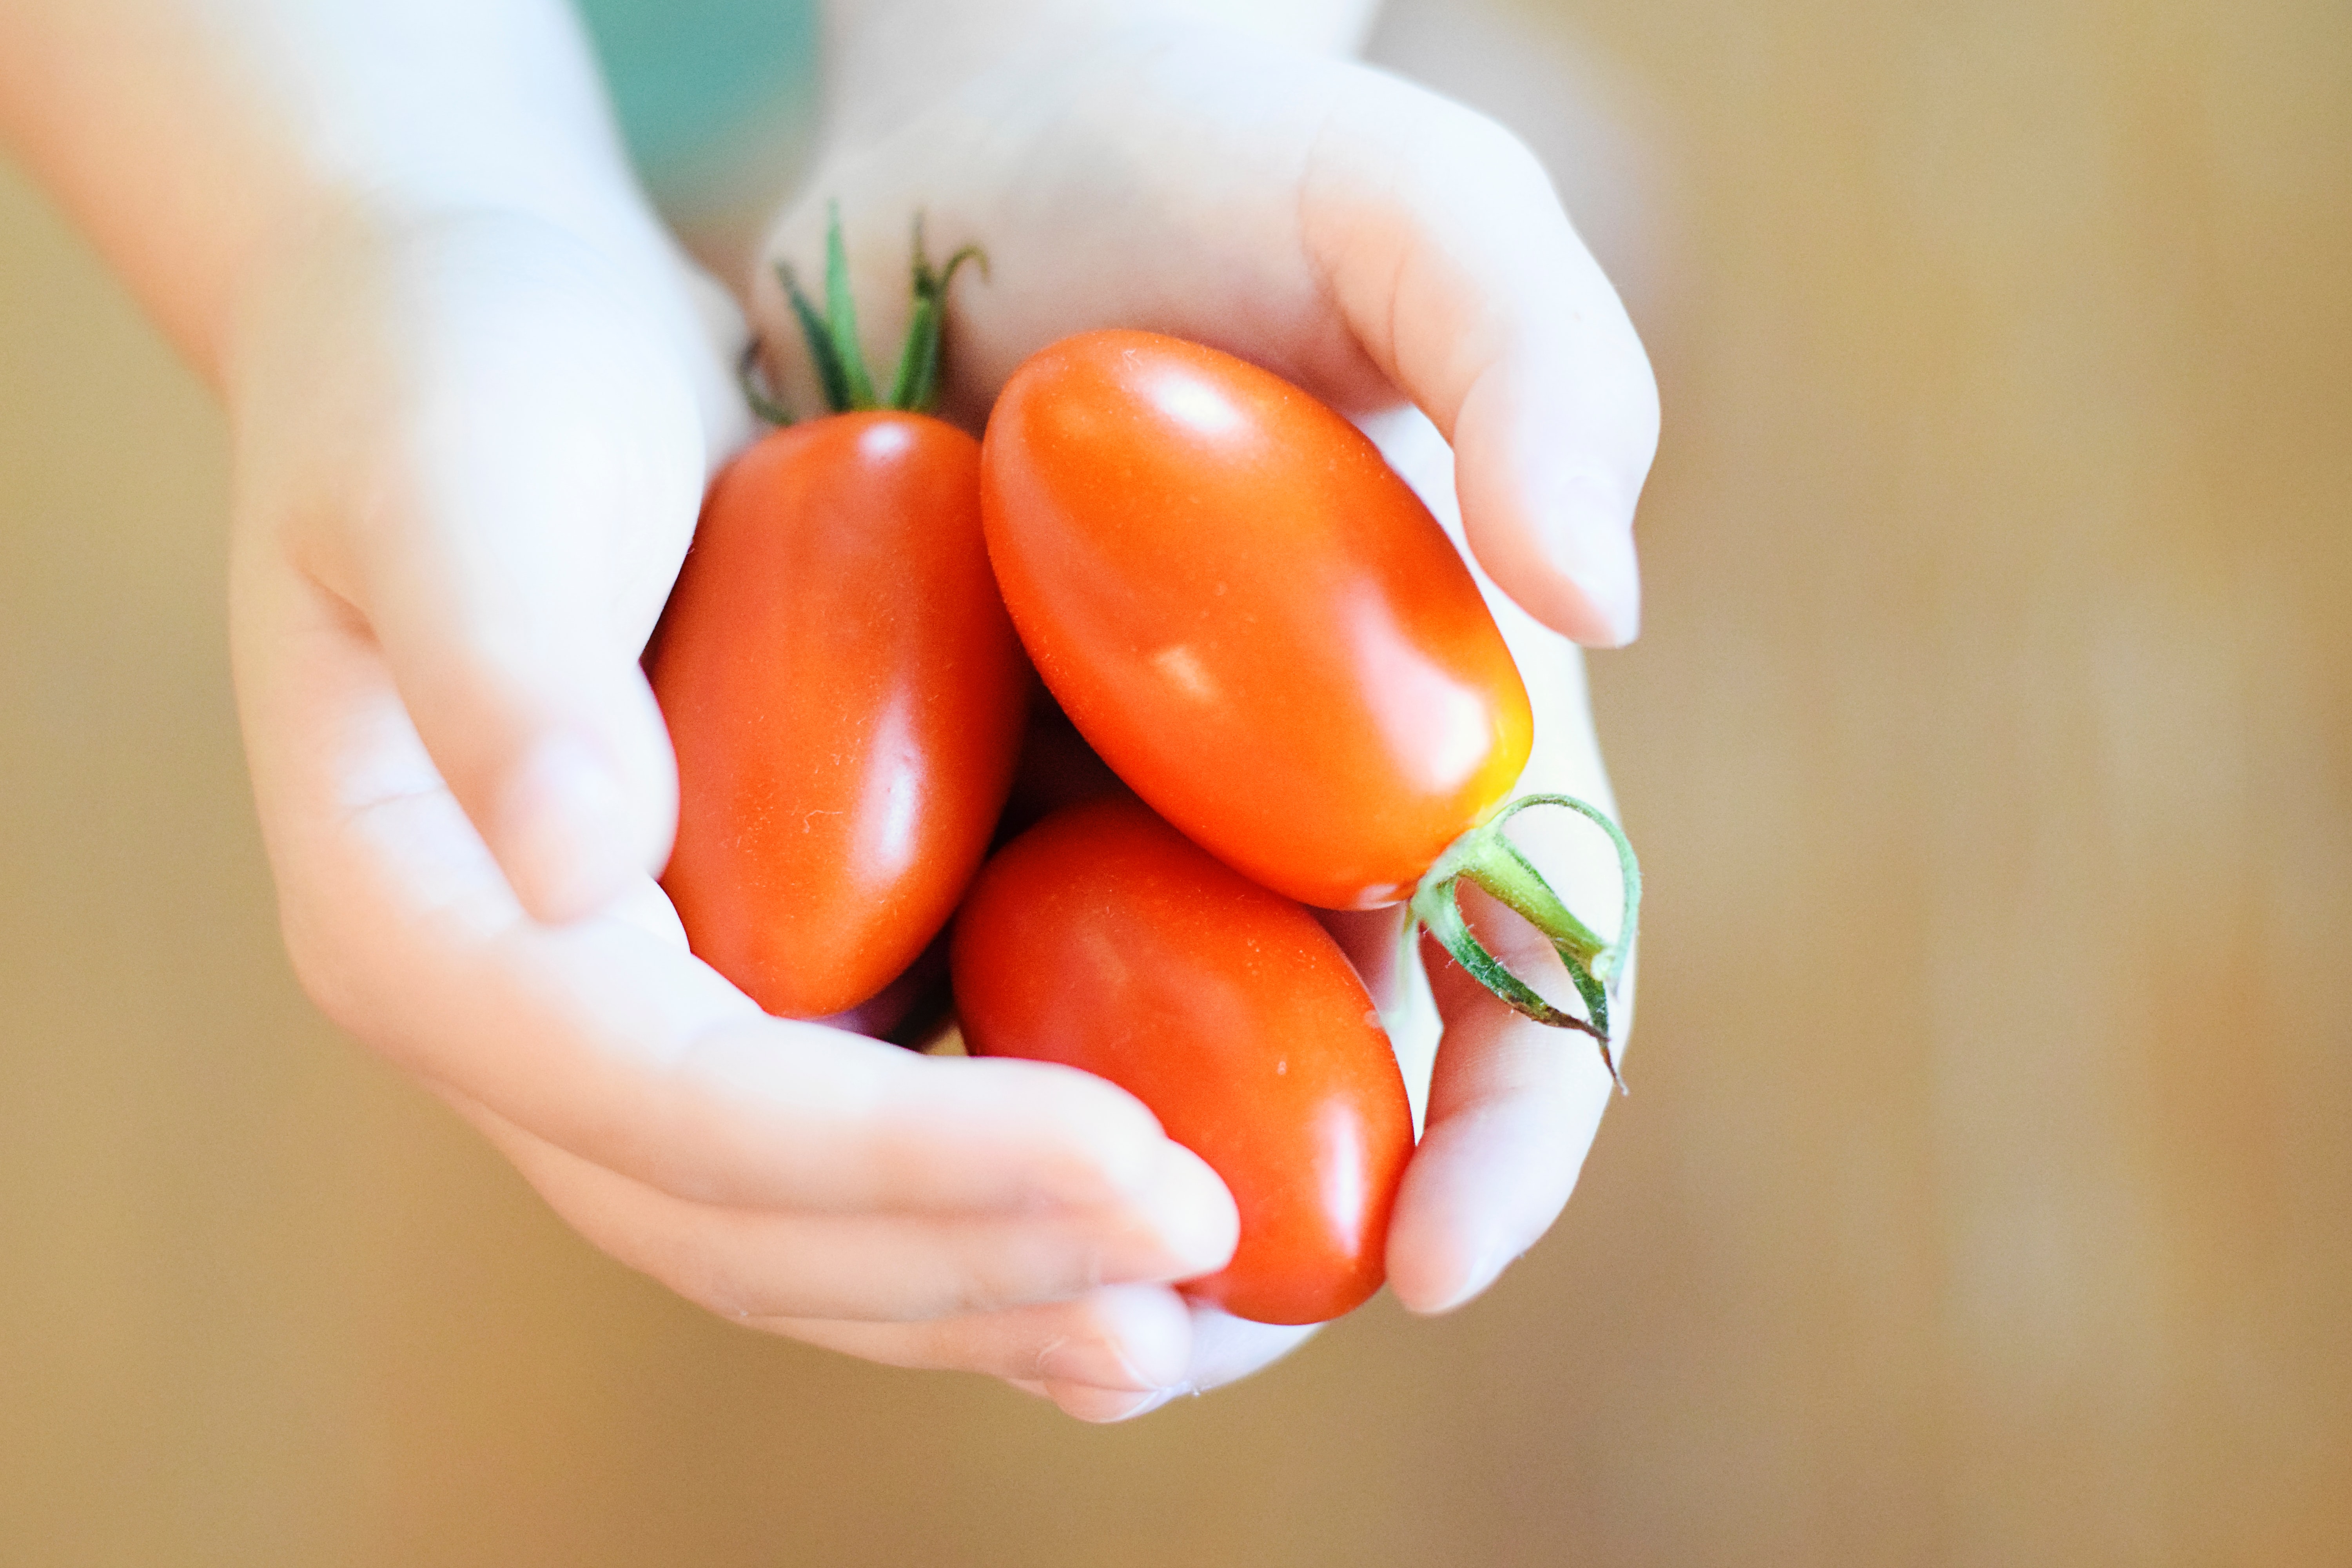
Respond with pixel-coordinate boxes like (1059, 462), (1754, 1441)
(4, 0), (2347, 1562)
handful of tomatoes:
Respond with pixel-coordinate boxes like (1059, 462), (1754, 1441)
(646, 213), (1640, 1327)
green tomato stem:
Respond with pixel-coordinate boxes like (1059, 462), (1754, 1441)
(886, 217), (988, 414)
(823, 204), (879, 410)
(759, 206), (988, 424)
(1405, 793), (1642, 1092)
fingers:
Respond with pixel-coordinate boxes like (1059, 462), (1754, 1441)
(1299, 70), (1658, 646)
(753, 38), (1654, 645)
(234, 546), (1244, 1245)
(453, 978), (1318, 1415)
(457, 1095), (1235, 1322)
(1356, 410), (1630, 1310)
(1386, 903), (1617, 1313)
(776, 1298), (1319, 1424)
(357, 228), (702, 922)
(1367, 633), (1624, 1314)
(232, 211), (711, 925)
(782, 1288), (1194, 1386)
(1382, 610), (1629, 1311)
(1380, 634), (1627, 1312)
(781, 1286), (1198, 1423)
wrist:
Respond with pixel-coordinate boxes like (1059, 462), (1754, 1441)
(0, 0), (669, 384)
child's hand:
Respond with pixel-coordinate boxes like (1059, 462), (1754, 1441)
(11, 0), (1652, 1424)
(762, 14), (1655, 647)
(225, 201), (1241, 1424)
(755, 12), (1657, 1394)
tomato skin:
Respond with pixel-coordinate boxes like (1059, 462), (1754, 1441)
(979, 330), (1534, 911)
(649, 412), (1027, 1020)
(952, 797), (1415, 1325)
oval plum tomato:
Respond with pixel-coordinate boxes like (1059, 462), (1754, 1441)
(647, 214), (1023, 1020)
(650, 414), (1025, 1019)
(951, 796), (1416, 1326)
(979, 329), (1535, 912)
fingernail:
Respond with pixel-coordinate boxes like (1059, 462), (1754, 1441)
(1402, 1221), (1519, 1316)
(1038, 1337), (1160, 1394)
(502, 733), (630, 922)
(1048, 1382), (1180, 1425)
(1134, 1144), (1239, 1278)
(1543, 470), (1642, 644)
(1430, 1238), (1517, 1314)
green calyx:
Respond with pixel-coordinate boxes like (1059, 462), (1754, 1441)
(1405, 795), (1643, 1092)
(740, 202), (987, 425)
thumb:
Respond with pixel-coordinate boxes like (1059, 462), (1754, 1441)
(256, 216), (713, 923)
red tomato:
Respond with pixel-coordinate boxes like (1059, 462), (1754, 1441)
(952, 796), (1415, 1325)
(650, 412), (1027, 1019)
(979, 330), (1534, 911)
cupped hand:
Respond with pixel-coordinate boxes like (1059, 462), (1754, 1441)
(223, 199), (1241, 1424)
(754, 16), (1654, 1398)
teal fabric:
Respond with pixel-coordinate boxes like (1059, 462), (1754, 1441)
(571, 0), (818, 187)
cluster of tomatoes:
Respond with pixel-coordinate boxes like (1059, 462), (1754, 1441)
(645, 216), (1637, 1327)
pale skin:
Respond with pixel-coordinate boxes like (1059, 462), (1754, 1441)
(0, 0), (1657, 1422)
